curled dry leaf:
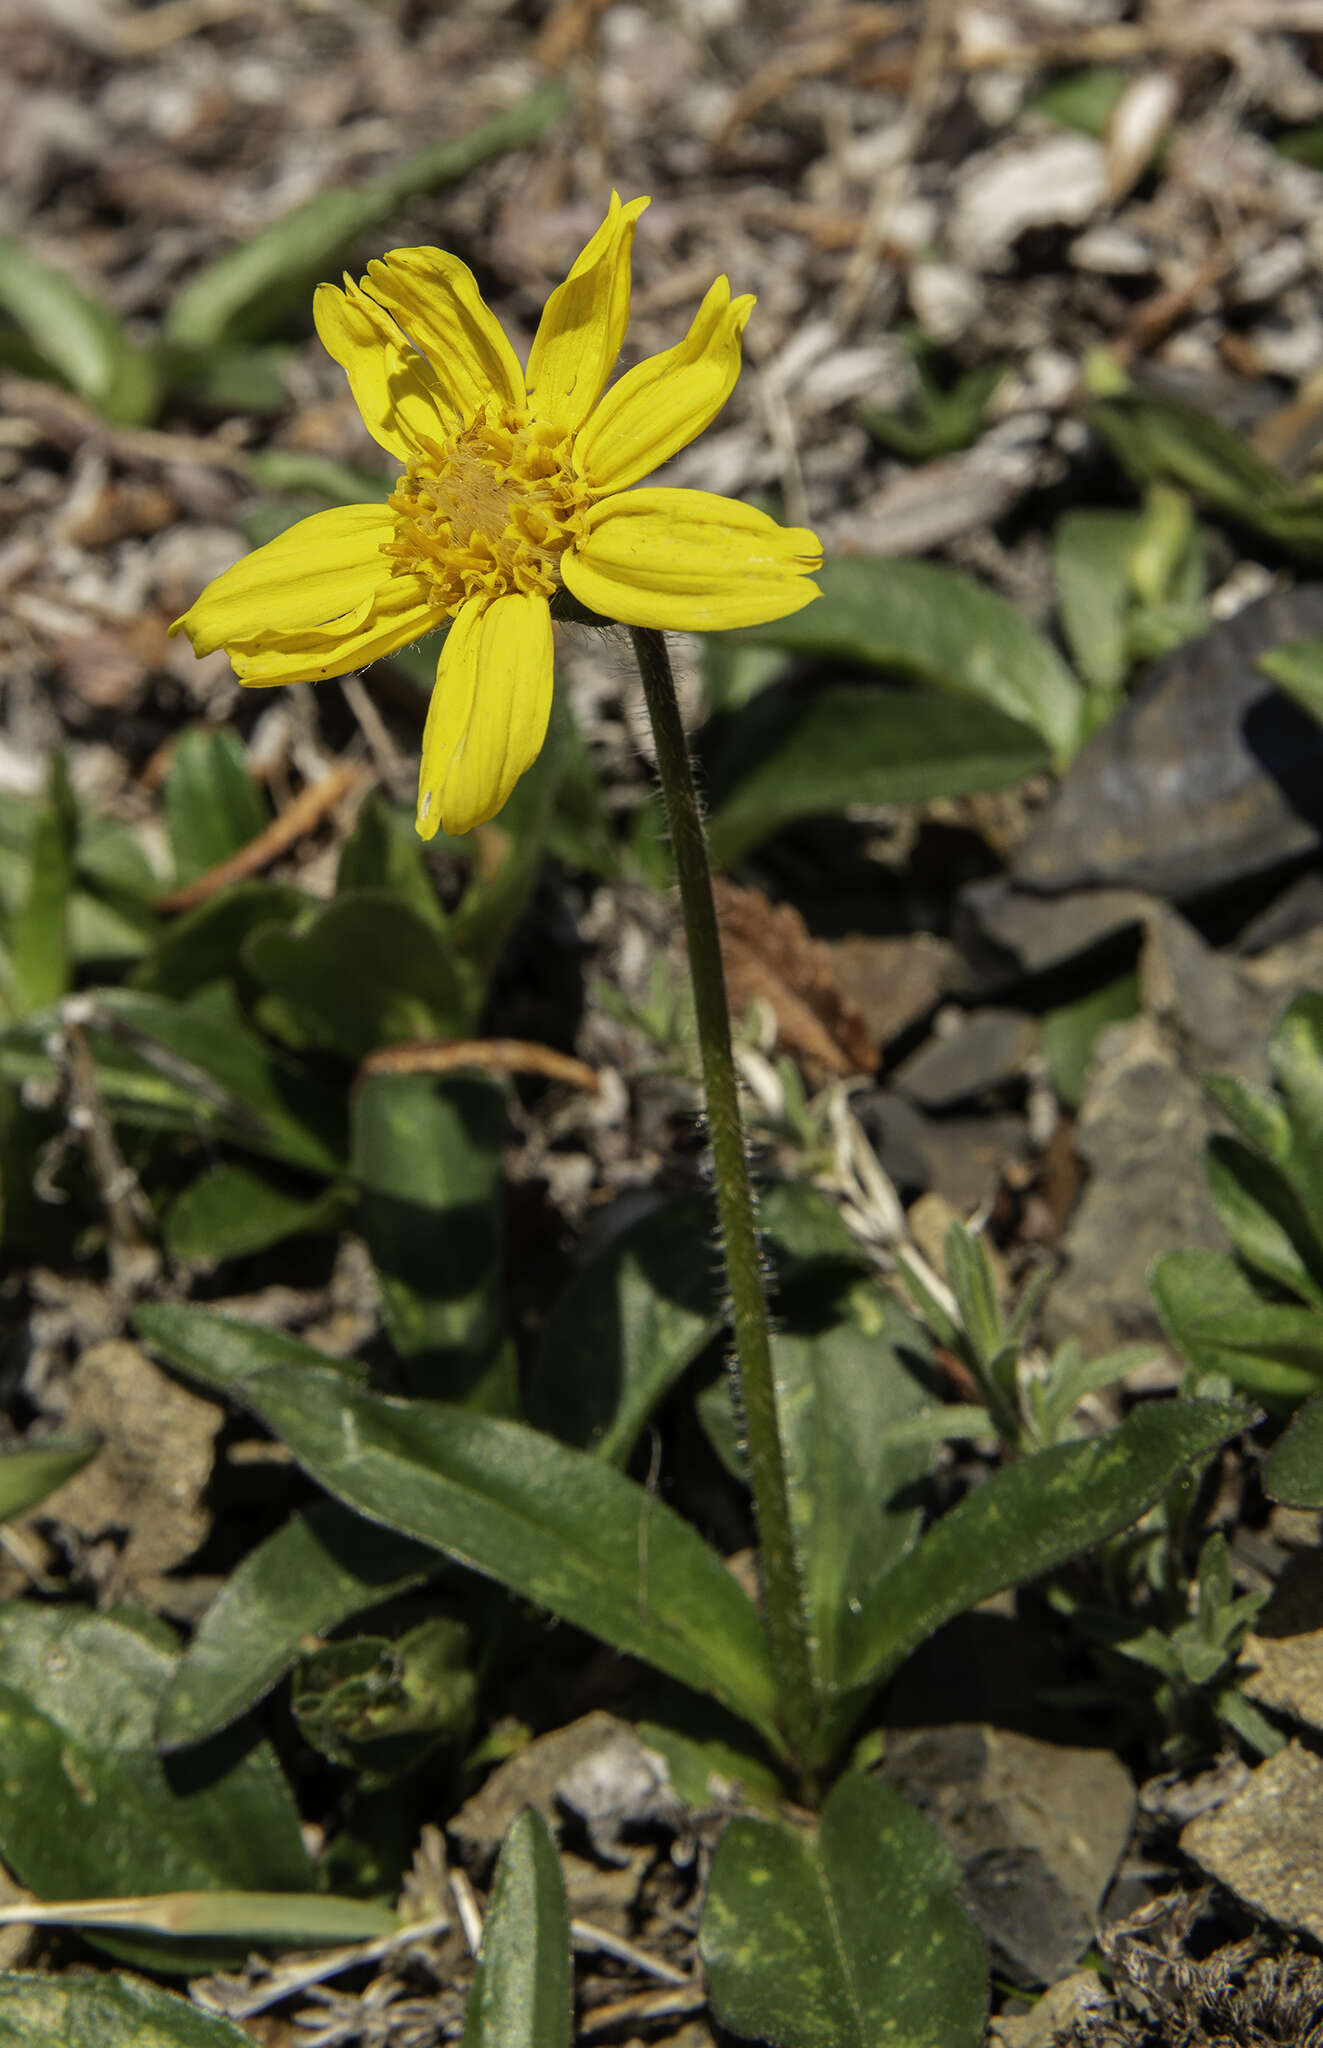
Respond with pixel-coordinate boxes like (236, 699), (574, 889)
(1105, 69), (1181, 206)
(713, 879), (875, 1078)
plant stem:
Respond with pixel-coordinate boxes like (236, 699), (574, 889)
(630, 625), (817, 1769)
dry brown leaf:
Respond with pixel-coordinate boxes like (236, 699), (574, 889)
(713, 880), (875, 1078)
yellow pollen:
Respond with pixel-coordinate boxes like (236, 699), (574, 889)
(383, 401), (589, 614)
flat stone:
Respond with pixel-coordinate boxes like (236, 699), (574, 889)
(956, 876), (1153, 979)
(893, 1008), (1039, 1109)
(34, 1340), (222, 1611)
(989, 1970), (1111, 2047)
(1043, 1015), (1222, 1351)
(1239, 1549), (1323, 1735)
(1011, 587), (1323, 901)
(829, 932), (955, 1051)
(1181, 1742), (1323, 1941)
(879, 1724), (1134, 1983)
(449, 1712), (682, 1871)
(916, 1111), (1031, 1215)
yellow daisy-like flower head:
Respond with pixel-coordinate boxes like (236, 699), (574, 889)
(171, 194), (823, 839)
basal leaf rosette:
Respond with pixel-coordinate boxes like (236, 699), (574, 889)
(172, 194), (823, 839)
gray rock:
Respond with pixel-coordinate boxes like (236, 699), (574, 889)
(1181, 1742), (1323, 1942)
(1240, 1548), (1323, 1737)
(1042, 1014), (1223, 1352)
(1012, 587), (1323, 900)
(829, 932), (956, 1049)
(892, 1008), (1039, 1108)
(879, 1723), (1134, 1984)
(957, 876), (1154, 979)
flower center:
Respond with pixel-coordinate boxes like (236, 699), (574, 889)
(383, 402), (590, 614)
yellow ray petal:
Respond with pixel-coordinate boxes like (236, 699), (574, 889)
(313, 280), (449, 459)
(575, 278), (755, 491)
(525, 193), (650, 435)
(170, 504), (436, 687)
(362, 246), (525, 424)
(417, 591), (554, 839)
(562, 488), (822, 631)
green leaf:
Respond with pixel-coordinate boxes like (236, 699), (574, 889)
(0, 1972), (254, 2048)
(448, 700), (569, 991)
(293, 1618), (474, 1778)
(1204, 1135), (1323, 1309)
(136, 1301), (368, 1391)
(526, 1193), (724, 1460)
(526, 1183), (870, 1464)
(1269, 993), (1323, 1225)
(135, 882), (306, 1000)
(244, 890), (470, 1057)
(701, 1773), (986, 2048)
(1265, 1391), (1323, 1507)
(826, 1397), (1247, 1753)
(352, 1073), (514, 1408)
(1259, 635), (1323, 726)
(0, 1605), (309, 1971)
(1152, 1248), (1323, 1400)
(0, 1890), (396, 1945)
(0, 238), (159, 424)
(159, 1500), (434, 1749)
(708, 686), (1051, 866)
(1042, 969), (1141, 1109)
(1053, 508), (1142, 696)
(163, 729), (268, 887)
(136, 1310), (784, 1752)
(461, 1809), (571, 2048)
(7, 755), (76, 1016)
(1029, 65), (1128, 135)
(725, 556), (1085, 762)
(0, 985), (345, 1172)
(0, 1437), (97, 1522)
(769, 1276), (936, 1715)
(165, 87), (564, 349)
(1087, 393), (1323, 557)
(163, 1162), (352, 1267)
(338, 791), (444, 928)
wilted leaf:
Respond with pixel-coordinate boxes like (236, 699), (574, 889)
(715, 879), (874, 1075)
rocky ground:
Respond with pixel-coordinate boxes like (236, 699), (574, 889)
(6, 1), (1323, 2043)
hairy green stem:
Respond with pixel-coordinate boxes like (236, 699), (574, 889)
(630, 625), (817, 1769)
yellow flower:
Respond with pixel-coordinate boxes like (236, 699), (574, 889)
(171, 194), (823, 839)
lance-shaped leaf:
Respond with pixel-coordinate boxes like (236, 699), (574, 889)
(461, 1809), (571, 2048)
(821, 1397), (1247, 1757)
(136, 1306), (783, 1753)
(1264, 1392), (1323, 1508)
